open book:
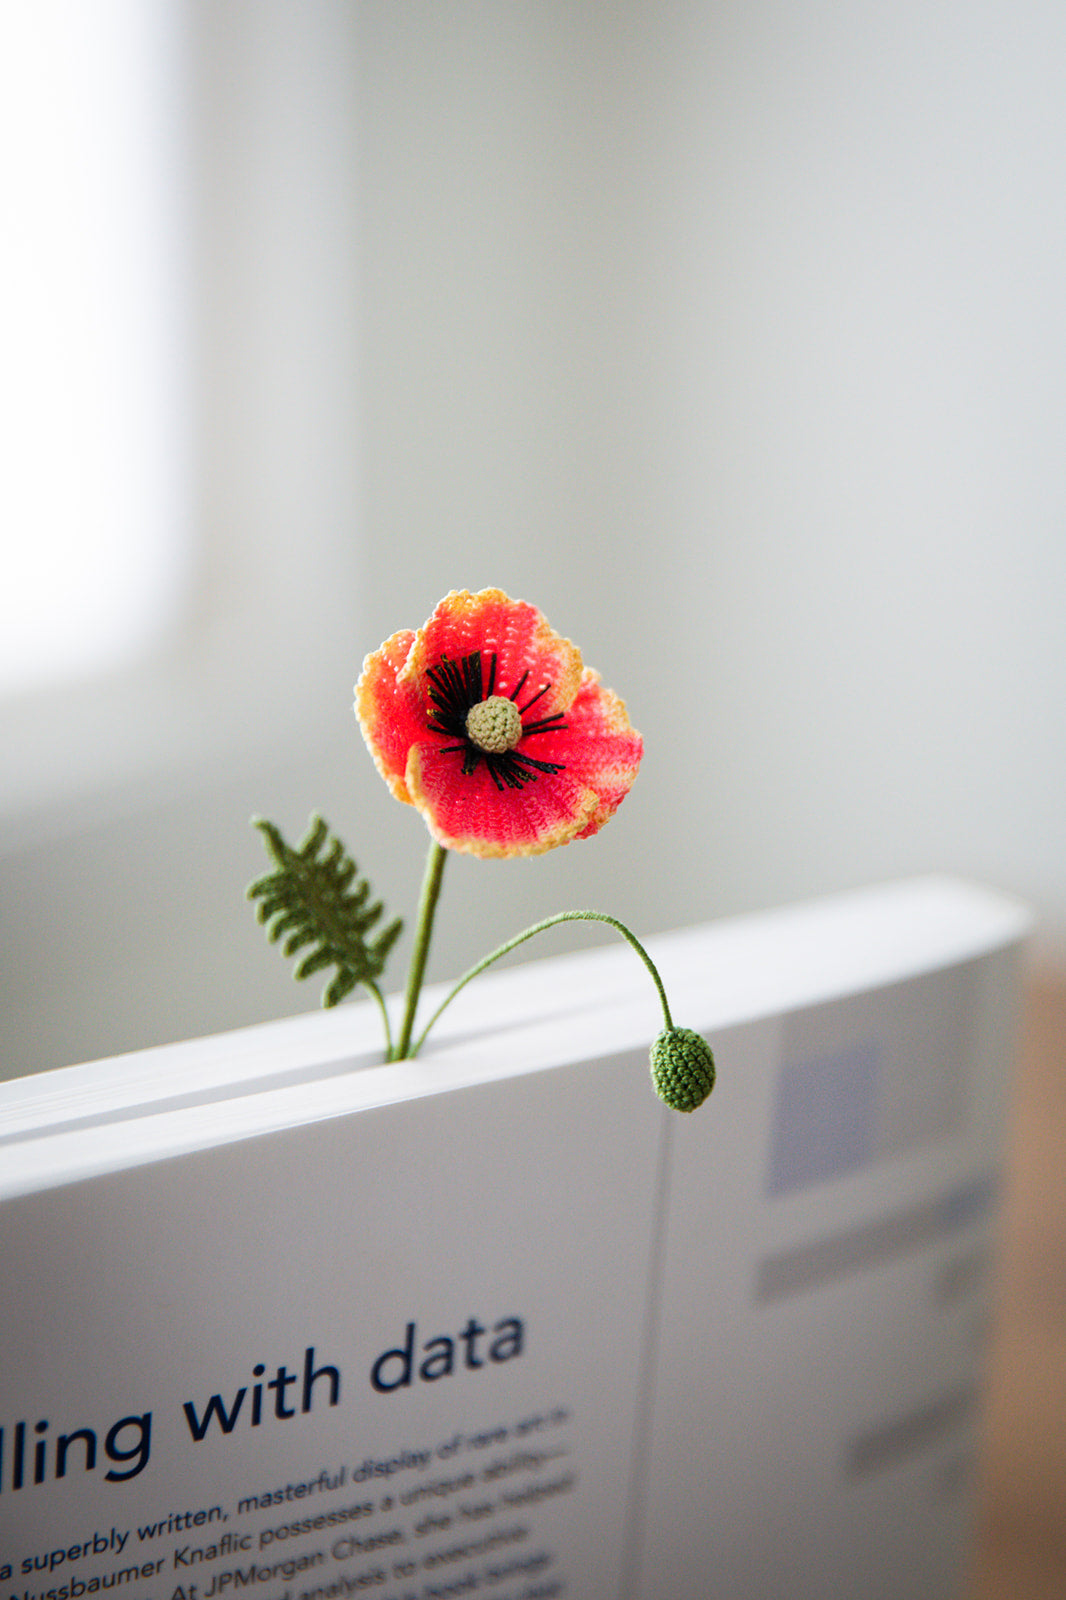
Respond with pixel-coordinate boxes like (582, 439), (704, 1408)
(0, 877), (1028, 1600)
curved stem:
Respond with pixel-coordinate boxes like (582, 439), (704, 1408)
(394, 839), (448, 1060)
(411, 909), (673, 1057)
(363, 979), (393, 1060)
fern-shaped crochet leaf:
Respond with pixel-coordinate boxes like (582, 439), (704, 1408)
(247, 815), (403, 1007)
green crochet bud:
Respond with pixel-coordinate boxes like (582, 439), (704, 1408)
(650, 1026), (716, 1112)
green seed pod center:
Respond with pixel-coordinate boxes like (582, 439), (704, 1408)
(466, 694), (524, 754)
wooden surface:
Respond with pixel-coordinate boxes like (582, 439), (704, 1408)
(969, 974), (1066, 1597)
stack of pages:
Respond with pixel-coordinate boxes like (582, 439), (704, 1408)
(0, 877), (1028, 1600)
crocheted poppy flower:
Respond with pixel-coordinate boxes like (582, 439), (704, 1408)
(355, 588), (643, 858)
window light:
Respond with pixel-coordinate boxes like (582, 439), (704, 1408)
(0, 0), (191, 696)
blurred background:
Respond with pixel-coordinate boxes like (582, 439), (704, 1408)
(0, 2), (1063, 1587)
(3, 0), (1064, 1073)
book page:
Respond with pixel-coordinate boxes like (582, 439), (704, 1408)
(634, 947), (1020, 1599)
(1, 1049), (664, 1600)
(0, 880), (1029, 1600)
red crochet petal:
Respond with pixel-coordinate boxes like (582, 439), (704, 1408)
(406, 742), (602, 858)
(353, 628), (422, 804)
(401, 589), (582, 722)
(518, 668), (643, 840)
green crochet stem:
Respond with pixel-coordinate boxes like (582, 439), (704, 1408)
(393, 839), (448, 1060)
(401, 905), (674, 1061)
(367, 981), (395, 1060)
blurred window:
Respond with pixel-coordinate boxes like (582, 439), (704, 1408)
(0, 0), (191, 697)
(0, 2), (361, 835)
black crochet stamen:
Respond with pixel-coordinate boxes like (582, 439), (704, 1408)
(425, 650), (566, 786)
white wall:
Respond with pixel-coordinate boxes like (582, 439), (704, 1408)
(356, 0), (1066, 942)
(3, 0), (1064, 1078)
